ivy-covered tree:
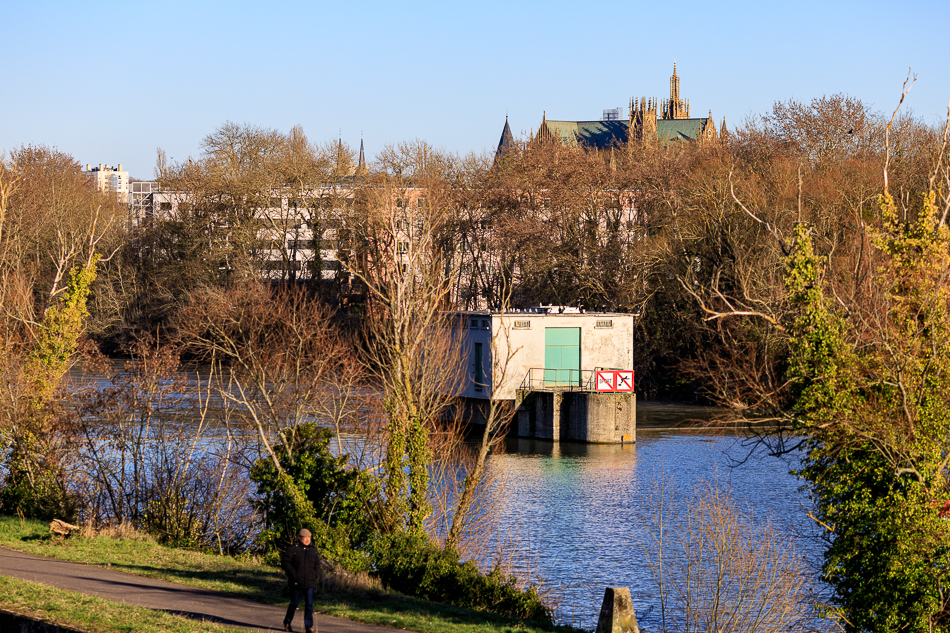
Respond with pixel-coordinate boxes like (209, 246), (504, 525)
(347, 141), (464, 536)
(679, 88), (950, 630)
(0, 258), (98, 520)
(0, 148), (118, 520)
(784, 188), (950, 631)
(250, 423), (379, 569)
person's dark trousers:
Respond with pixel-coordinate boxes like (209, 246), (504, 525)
(284, 587), (315, 631)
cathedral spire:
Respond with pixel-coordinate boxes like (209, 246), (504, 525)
(495, 116), (515, 162)
(671, 62), (679, 105)
(357, 137), (366, 174)
(662, 62), (689, 119)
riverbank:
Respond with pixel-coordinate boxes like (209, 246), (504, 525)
(0, 573), (248, 633)
(635, 400), (731, 429)
(0, 517), (582, 633)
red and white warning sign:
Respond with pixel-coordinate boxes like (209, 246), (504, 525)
(616, 371), (634, 391)
(596, 372), (614, 391)
(595, 370), (635, 392)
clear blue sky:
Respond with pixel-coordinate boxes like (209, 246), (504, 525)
(3, 0), (948, 179)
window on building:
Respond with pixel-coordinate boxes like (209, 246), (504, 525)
(474, 342), (483, 393)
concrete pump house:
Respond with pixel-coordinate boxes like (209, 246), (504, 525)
(450, 308), (636, 443)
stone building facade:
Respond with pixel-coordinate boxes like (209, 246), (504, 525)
(499, 64), (719, 154)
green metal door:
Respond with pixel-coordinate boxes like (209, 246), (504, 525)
(544, 328), (580, 386)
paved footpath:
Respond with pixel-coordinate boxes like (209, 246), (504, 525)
(0, 546), (404, 633)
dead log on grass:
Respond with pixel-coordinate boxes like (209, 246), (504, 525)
(49, 519), (80, 537)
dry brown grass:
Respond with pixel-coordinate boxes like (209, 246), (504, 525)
(322, 559), (386, 597)
(80, 520), (144, 541)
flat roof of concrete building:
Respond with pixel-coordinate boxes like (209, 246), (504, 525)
(448, 307), (633, 316)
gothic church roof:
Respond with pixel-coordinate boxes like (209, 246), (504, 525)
(505, 65), (716, 153)
(541, 120), (630, 148)
(539, 118), (711, 149)
(656, 119), (713, 144)
(495, 117), (515, 160)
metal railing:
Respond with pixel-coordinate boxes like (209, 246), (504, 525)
(518, 368), (596, 392)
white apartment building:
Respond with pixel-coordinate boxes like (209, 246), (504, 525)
(148, 189), (350, 282)
(85, 163), (130, 204)
(129, 181), (161, 227)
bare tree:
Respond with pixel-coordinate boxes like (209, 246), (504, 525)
(444, 283), (520, 550)
(640, 476), (810, 633)
(0, 147), (122, 519)
(173, 283), (369, 542)
(151, 123), (355, 297)
(763, 94), (881, 166)
(346, 141), (465, 534)
(66, 343), (256, 551)
(477, 138), (643, 310)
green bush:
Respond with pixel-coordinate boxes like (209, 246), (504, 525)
(141, 488), (203, 549)
(371, 532), (551, 623)
(250, 423), (379, 570)
(0, 461), (77, 523)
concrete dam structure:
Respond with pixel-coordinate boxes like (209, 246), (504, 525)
(515, 389), (635, 444)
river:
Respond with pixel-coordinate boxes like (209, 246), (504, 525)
(67, 365), (824, 630)
(488, 402), (823, 630)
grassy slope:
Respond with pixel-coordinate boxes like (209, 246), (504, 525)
(0, 575), (251, 633)
(0, 517), (583, 633)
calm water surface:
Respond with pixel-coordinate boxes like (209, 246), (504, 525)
(490, 402), (821, 630)
(70, 365), (820, 629)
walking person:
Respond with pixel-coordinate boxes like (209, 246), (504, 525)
(281, 528), (323, 633)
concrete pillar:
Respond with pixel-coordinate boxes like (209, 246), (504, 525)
(549, 392), (562, 440)
(594, 587), (639, 633)
(514, 391), (636, 443)
(534, 392), (551, 439)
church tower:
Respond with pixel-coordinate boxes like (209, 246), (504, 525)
(661, 63), (690, 120)
(356, 138), (367, 175)
(495, 116), (515, 161)
(629, 96), (657, 143)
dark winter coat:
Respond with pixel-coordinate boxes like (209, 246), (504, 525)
(281, 541), (323, 589)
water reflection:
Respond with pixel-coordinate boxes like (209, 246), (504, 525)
(637, 400), (725, 428)
(492, 427), (820, 630)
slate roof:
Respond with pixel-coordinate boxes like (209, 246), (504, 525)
(495, 118), (515, 160)
(656, 119), (709, 144)
(543, 120), (630, 149)
(539, 118), (710, 149)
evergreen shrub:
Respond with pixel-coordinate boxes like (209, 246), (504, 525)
(371, 532), (551, 623)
